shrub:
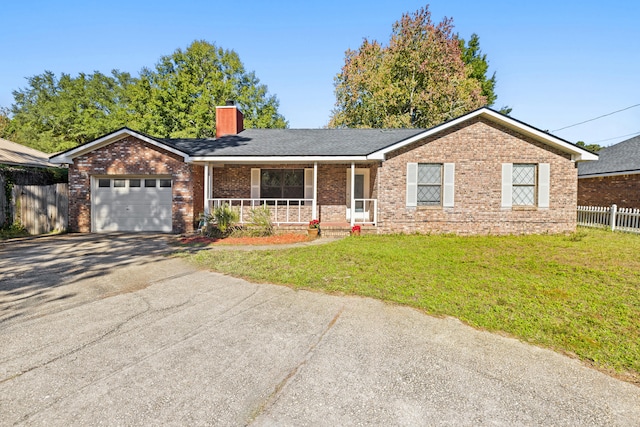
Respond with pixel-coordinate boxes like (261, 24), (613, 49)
(201, 203), (239, 237)
(213, 203), (239, 232)
(0, 221), (29, 239)
(246, 205), (274, 237)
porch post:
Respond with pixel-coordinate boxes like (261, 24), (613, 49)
(204, 163), (211, 215)
(313, 162), (318, 220)
(351, 162), (355, 227)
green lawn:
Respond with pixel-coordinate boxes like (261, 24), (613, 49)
(186, 228), (640, 382)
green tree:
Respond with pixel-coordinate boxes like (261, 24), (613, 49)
(459, 33), (511, 115)
(129, 40), (287, 138)
(460, 33), (496, 106)
(576, 140), (603, 152)
(329, 6), (488, 129)
(0, 107), (11, 139)
(7, 40), (286, 152)
(7, 70), (135, 152)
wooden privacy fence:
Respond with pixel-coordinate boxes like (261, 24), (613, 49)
(3, 182), (68, 234)
(577, 205), (640, 234)
(0, 174), (5, 226)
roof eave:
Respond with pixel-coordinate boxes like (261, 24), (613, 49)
(49, 128), (191, 164)
(578, 169), (640, 178)
(369, 108), (599, 162)
(189, 155), (372, 164)
(0, 160), (59, 168)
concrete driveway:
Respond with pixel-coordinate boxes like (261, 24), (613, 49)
(1, 234), (638, 426)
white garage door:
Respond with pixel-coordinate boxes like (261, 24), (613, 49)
(92, 177), (173, 232)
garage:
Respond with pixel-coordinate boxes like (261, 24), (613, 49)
(92, 176), (173, 232)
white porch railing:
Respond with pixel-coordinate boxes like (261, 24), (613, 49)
(577, 205), (640, 234)
(351, 198), (378, 225)
(209, 198), (314, 225)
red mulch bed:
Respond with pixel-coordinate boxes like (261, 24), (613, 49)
(178, 233), (311, 247)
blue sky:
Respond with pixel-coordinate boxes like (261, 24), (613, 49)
(1, 0), (638, 146)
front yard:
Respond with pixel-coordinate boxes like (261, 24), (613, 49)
(187, 228), (640, 383)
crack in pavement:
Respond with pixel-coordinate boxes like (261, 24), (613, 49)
(247, 305), (345, 425)
(0, 292), (153, 385)
(0, 270), (202, 365)
(11, 279), (294, 424)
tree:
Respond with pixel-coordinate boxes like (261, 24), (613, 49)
(7, 40), (287, 152)
(459, 33), (511, 115)
(128, 40), (287, 138)
(329, 6), (492, 128)
(7, 70), (135, 152)
(576, 140), (603, 152)
(0, 107), (11, 139)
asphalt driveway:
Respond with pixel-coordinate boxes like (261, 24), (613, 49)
(0, 234), (639, 426)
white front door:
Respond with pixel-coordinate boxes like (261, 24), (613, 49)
(346, 168), (369, 221)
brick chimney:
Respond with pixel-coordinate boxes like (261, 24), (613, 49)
(215, 101), (244, 138)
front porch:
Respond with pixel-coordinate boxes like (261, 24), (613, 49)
(202, 162), (380, 227)
(206, 198), (378, 227)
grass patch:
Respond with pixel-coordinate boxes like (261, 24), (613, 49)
(186, 228), (640, 382)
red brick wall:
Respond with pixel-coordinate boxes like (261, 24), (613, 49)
(377, 117), (578, 235)
(578, 174), (640, 208)
(212, 165), (252, 198)
(68, 136), (203, 233)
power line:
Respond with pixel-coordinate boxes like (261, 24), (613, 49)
(589, 130), (640, 144)
(552, 103), (640, 132)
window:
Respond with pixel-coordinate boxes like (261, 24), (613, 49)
(260, 169), (304, 200)
(98, 179), (110, 188)
(406, 163), (455, 208)
(145, 179), (157, 188)
(159, 179), (172, 188)
(501, 163), (550, 208)
(113, 179), (126, 188)
(129, 179), (141, 188)
(512, 164), (536, 205)
(417, 163), (442, 206)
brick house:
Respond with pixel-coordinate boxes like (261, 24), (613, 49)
(50, 106), (597, 234)
(578, 135), (640, 208)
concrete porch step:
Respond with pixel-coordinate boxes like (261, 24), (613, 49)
(273, 222), (377, 238)
(318, 222), (377, 238)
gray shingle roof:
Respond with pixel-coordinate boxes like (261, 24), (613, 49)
(159, 128), (427, 157)
(0, 138), (57, 168)
(578, 135), (640, 176)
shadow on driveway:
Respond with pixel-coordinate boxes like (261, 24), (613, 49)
(0, 233), (186, 326)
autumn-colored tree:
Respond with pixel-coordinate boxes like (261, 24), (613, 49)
(329, 6), (488, 128)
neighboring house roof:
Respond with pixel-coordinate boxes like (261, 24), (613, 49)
(0, 138), (58, 168)
(578, 135), (640, 178)
(50, 107), (599, 164)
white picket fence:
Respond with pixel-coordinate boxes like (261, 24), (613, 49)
(577, 205), (640, 234)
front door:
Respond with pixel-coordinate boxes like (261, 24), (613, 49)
(346, 168), (369, 221)
(354, 174), (364, 213)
